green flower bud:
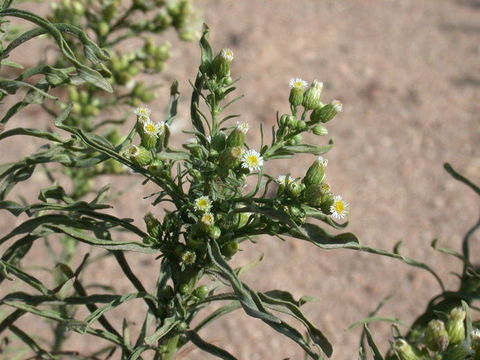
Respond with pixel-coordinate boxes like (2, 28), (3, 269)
(127, 145), (152, 166)
(279, 114), (288, 126)
(320, 192), (335, 214)
(286, 115), (297, 128)
(425, 319), (449, 352)
(221, 241), (239, 257)
(157, 285), (174, 300)
(312, 125), (328, 136)
(393, 339), (421, 360)
(302, 80), (323, 110)
(447, 307), (466, 345)
(102, 4), (117, 21)
(310, 100), (343, 124)
(144, 212), (162, 239)
(303, 156), (328, 186)
(304, 185), (323, 207)
(213, 48), (234, 78)
(208, 226), (221, 240)
(219, 146), (243, 170)
(226, 123), (249, 147)
(98, 21), (109, 37)
(442, 344), (470, 360)
(289, 78), (308, 107)
(296, 120), (307, 131)
(148, 159), (164, 176)
(211, 131), (227, 151)
(72, 1), (84, 15)
(193, 285), (209, 299)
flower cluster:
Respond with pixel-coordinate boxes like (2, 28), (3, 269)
(388, 306), (480, 360)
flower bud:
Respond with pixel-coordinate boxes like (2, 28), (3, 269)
(303, 156), (328, 186)
(447, 307), (466, 345)
(393, 339), (421, 360)
(221, 241), (239, 257)
(320, 193), (335, 214)
(442, 344), (470, 360)
(312, 125), (328, 136)
(219, 146), (243, 170)
(289, 78), (308, 107)
(144, 212), (162, 239)
(302, 80), (323, 110)
(310, 100), (342, 124)
(304, 185), (323, 207)
(211, 131), (227, 151)
(193, 285), (209, 299)
(425, 319), (449, 352)
(213, 48), (234, 78)
(98, 21), (109, 37)
(127, 145), (152, 166)
(208, 226), (221, 240)
(148, 159), (164, 176)
(227, 122), (249, 147)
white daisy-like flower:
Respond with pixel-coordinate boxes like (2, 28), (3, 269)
(236, 122), (249, 134)
(241, 150), (264, 172)
(143, 120), (164, 136)
(330, 195), (349, 220)
(331, 99), (343, 113)
(221, 48), (234, 61)
(289, 78), (308, 90)
(194, 196), (212, 212)
(134, 107), (151, 119)
(201, 212), (215, 226)
(317, 156), (328, 167)
(276, 175), (296, 185)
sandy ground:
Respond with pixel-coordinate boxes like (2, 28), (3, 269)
(1, 0), (479, 359)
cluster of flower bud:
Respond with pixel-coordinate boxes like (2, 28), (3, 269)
(276, 156), (349, 221)
(123, 107), (169, 169)
(288, 78), (343, 121)
(391, 306), (478, 360)
(276, 78), (342, 144)
(68, 87), (101, 121)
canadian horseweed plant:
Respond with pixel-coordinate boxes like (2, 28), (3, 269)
(1, 1), (477, 359)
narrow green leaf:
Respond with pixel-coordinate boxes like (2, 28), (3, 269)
(364, 325), (384, 360)
(186, 330), (238, 360)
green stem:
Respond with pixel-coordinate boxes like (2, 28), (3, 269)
(163, 335), (179, 360)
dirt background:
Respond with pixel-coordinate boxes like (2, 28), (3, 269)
(1, 0), (480, 359)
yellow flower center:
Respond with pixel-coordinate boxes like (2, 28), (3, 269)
(334, 201), (345, 214)
(145, 123), (156, 133)
(247, 155), (259, 167)
(197, 199), (209, 208)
